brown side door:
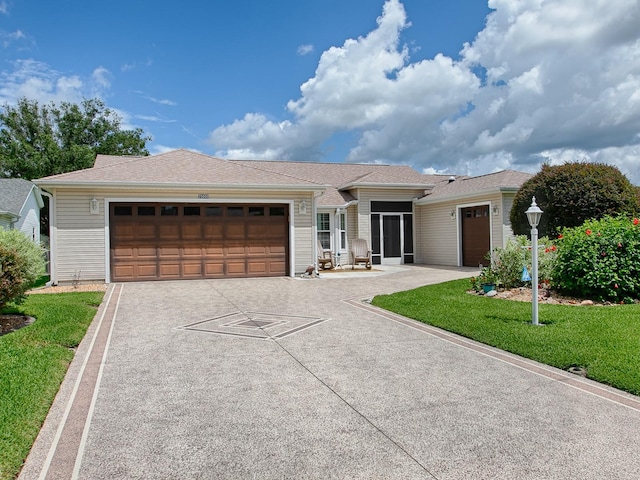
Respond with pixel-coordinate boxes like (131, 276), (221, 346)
(461, 205), (490, 267)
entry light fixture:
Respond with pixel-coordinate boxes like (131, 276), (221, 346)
(89, 198), (99, 215)
(492, 205), (500, 216)
(450, 209), (456, 219)
(299, 200), (307, 215)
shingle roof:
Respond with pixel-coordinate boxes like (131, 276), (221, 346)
(230, 159), (440, 206)
(419, 170), (532, 203)
(0, 178), (42, 217)
(35, 149), (324, 190)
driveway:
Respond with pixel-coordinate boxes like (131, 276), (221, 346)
(21, 266), (640, 479)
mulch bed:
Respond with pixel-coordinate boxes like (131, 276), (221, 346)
(0, 314), (35, 336)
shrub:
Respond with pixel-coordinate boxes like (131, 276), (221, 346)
(510, 163), (640, 238)
(553, 216), (640, 302)
(489, 235), (557, 289)
(0, 229), (46, 310)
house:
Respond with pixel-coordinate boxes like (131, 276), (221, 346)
(0, 178), (45, 243)
(34, 149), (531, 284)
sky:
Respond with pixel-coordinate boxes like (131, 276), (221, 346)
(1, 0), (639, 184)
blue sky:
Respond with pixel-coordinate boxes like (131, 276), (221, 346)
(1, 0), (640, 183)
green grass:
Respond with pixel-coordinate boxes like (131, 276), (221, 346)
(0, 292), (104, 480)
(27, 275), (50, 290)
(372, 279), (640, 396)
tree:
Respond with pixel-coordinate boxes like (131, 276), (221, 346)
(510, 162), (640, 238)
(0, 97), (150, 179)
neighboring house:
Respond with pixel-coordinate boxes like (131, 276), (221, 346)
(0, 178), (45, 243)
(34, 149), (531, 284)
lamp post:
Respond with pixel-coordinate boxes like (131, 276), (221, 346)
(526, 197), (543, 325)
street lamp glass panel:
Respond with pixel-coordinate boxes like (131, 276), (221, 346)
(526, 196), (543, 228)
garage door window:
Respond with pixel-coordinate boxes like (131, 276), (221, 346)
(138, 206), (155, 216)
(270, 206), (285, 216)
(206, 206), (223, 216)
(184, 206), (201, 216)
(161, 206), (178, 216)
(249, 206), (265, 216)
(114, 206), (132, 216)
(228, 206), (244, 216)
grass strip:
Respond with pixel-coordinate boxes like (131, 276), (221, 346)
(372, 279), (640, 396)
(0, 292), (104, 480)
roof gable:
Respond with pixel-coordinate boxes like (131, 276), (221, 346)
(0, 179), (43, 217)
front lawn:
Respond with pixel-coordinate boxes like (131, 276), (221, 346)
(372, 279), (640, 396)
(0, 292), (104, 480)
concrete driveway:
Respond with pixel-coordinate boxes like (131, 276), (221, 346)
(21, 266), (640, 479)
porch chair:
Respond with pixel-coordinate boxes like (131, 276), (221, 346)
(351, 238), (372, 270)
(317, 239), (334, 270)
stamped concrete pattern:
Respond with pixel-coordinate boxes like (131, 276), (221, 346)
(20, 266), (640, 479)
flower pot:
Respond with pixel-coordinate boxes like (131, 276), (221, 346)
(482, 283), (496, 293)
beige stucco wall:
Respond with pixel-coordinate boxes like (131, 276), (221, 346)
(48, 187), (316, 283)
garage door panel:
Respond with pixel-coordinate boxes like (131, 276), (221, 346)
(136, 247), (157, 259)
(158, 224), (180, 240)
(111, 203), (288, 281)
(113, 264), (135, 280)
(226, 261), (247, 275)
(113, 246), (134, 259)
(182, 223), (202, 240)
(182, 262), (203, 276)
(158, 247), (180, 257)
(136, 264), (159, 279)
(137, 224), (157, 240)
(159, 263), (181, 277)
(205, 262), (225, 276)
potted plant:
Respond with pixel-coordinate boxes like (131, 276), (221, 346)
(479, 266), (498, 293)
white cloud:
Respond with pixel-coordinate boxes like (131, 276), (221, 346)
(297, 44), (314, 56)
(208, 0), (640, 184)
(0, 1), (8, 15)
(0, 60), (118, 106)
(144, 96), (177, 106)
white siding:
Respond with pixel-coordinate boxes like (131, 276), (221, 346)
(50, 187), (316, 283)
(15, 193), (42, 243)
(416, 193), (506, 266)
(354, 188), (424, 243)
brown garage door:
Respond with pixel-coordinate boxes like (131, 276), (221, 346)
(461, 205), (490, 267)
(110, 203), (289, 282)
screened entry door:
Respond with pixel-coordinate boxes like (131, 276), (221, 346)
(382, 215), (402, 264)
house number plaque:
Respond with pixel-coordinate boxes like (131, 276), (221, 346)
(198, 194), (209, 199)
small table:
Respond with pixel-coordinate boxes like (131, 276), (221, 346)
(333, 253), (345, 270)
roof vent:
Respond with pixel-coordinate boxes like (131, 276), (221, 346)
(448, 176), (456, 183)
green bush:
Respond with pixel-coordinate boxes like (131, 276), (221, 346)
(0, 229), (46, 310)
(553, 216), (640, 302)
(470, 236), (558, 291)
(510, 163), (640, 238)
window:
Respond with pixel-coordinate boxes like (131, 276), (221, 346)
(138, 206), (155, 216)
(248, 206), (265, 216)
(270, 206), (285, 216)
(227, 206), (244, 217)
(160, 206), (178, 216)
(184, 206), (201, 216)
(339, 212), (346, 251)
(114, 206), (132, 216)
(317, 212), (330, 249)
(206, 206), (222, 216)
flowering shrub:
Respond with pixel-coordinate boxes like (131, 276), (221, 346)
(469, 235), (557, 290)
(553, 216), (640, 302)
(0, 229), (46, 310)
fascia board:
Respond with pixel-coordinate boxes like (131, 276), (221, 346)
(340, 182), (435, 190)
(415, 186), (517, 205)
(33, 180), (327, 192)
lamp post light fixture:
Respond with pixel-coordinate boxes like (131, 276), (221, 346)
(525, 197), (543, 326)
